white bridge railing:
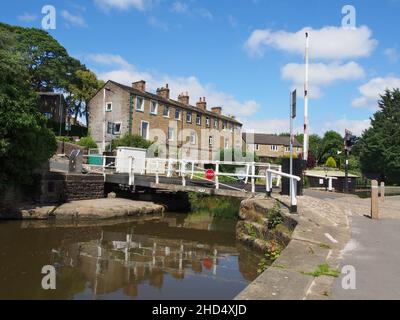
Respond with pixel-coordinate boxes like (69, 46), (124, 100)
(84, 155), (301, 208)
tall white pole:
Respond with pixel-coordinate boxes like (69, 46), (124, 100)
(303, 32), (310, 161)
(102, 88), (106, 153)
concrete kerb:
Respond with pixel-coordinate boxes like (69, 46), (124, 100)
(235, 194), (350, 300)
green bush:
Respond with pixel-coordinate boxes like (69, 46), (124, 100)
(325, 156), (337, 168)
(109, 134), (153, 151)
(76, 136), (97, 149)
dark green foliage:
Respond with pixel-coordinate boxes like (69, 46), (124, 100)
(109, 133), (153, 150)
(358, 89), (400, 184)
(76, 136), (97, 149)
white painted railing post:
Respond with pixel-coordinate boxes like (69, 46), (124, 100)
(251, 162), (256, 193)
(266, 170), (273, 197)
(190, 161), (195, 180)
(245, 163), (250, 184)
(128, 156), (135, 186)
(167, 159), (172, 178)
(155, 159), (159, 184)
(277, 165), (282, 187)
(181, 160), (186, 187)
(290, 178), (298, 213)
(328, 178), (333, 192)
(215, 161), (220, 190)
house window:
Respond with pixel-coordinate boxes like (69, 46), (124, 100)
(224, 138), (230, 149)
(285, 146), (290, 152)
(190, 131), (196, 145)
(196, 114), (201, 125)
(206, 116), (210, 128)
(163, 105), (170, 117)
(114, 122), (122, 135)
(136, 97), (144, 112)
(150, 100), (158, 115)
(168, 127), (174, 141)
(186, 112), (192, 123)
(175, 108), (181, 120)
(214, 119), (218, 129)
(140, 121), (149, 140)
(229, 123), (233, 132)
(270, 145), (278, 151)
(255, 144), (260, 151)
(106, 102), (112, 112)
(44, 112), (52, 120)
(209, 136), (213, 147)
(222, 121), (227, 130)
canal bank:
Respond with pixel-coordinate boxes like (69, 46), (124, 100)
(235, 194), (351, 300)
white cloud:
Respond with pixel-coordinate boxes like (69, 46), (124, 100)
(243, 118), (302, 134)
(198, 8), (213, 20)
(352, 76), (400, 109)
(88, 54), (260, 118)
(384, 48), (399, 63)
(61, 10), (88, 28)
(322, 118), (371, 136)
(94, 0), (151, 11)
(148, 16), (169, 31)
(17, 12), (37, 22)
(171, 1), (188, 14)
(244, 26), (377, 60)
(281, 62), (365, 99)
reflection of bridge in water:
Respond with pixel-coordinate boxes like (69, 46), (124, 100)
(50, 215), (261, 299)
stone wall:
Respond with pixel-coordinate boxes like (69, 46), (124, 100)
(56, 141), (85, 156)
(40, 172), (104, 203)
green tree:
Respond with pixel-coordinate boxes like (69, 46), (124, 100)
(325, 156), (337, 168)
(68, 69), (104, 126)
(317, 131), (343, 165)
(358, 89), (400, 184)
(76, 136), (97, 150)
(0, 28), (56, 191)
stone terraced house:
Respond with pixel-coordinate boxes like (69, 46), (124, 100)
(88, 80), (243, 160)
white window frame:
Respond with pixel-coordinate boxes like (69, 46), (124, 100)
(168, 127), (174, 142)
(150, 100), (158, 115)
(206, 116), (210, 127)
(224, 138), (230, 149)
(196, 114), (201, 125)
(105, 102), (112, 112)
(136, 96), (144, 112)
(190, 131), (196, 145)
(214, 119), (218, 129)
(163, 105), (170, 118)
(255, 144), (260, 151)
(270, 145), (278, 151)
(186, 112), (192, 123)
(175, 108), (181, 121)
(209, 135), (213, 147)
(285, 146), (290, 152)
(114, 122), (122, 135)
(140, 120), (149, 140)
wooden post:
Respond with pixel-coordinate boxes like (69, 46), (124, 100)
(371, 180), (379, 220)
(380, 181), (385, 202)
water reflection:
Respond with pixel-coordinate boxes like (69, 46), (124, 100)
(0, 213), (262, 300)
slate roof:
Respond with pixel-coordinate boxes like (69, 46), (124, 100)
(242, 133), (303, 147)
(106, 80), (242, 125)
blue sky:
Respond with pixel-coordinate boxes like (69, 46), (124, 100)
(2, 0), (400, 136)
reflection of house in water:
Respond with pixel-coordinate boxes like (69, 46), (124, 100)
(51, 215), (248, 299)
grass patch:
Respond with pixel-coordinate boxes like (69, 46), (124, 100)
(302, 263), (340, 278)
(319, 243), (331, 249)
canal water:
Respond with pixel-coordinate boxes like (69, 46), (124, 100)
(0, 197), (263, 300)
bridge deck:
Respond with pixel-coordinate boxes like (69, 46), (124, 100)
(105, 173), (271, 198)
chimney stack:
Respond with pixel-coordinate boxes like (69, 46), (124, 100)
(178, 92), (190, 105)
(196, 97), (207, 110)
(132, 80), (146, 92)
(156, 84), (170, 100)
(211, 107), (222, 115)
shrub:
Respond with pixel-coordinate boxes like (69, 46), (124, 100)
(325, 156), (337, 168)
(109, 134), (153, 151)
(76, 136), (97, 149)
